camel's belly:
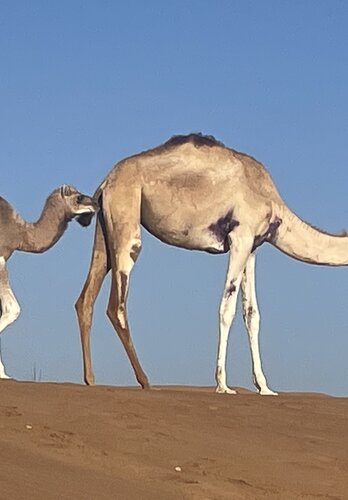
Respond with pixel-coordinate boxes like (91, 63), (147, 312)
(142, 221), (226, 253)
(140, 170), (240, 253)
(141, 202), (238, 254)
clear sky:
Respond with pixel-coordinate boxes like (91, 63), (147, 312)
(1, 1), (348, 395)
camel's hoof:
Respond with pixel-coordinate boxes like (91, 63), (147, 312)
(216, 386), (237, 395)
(141, 381), (151, 390)
(0, 374), (11, 380)
(259, 388), (278, 396)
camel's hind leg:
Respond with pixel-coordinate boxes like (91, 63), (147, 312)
(103, 192), (149, 389)
(107, 269), (149, 389)
(215, 227), (254, 394)
(75, 213), (110, 385)
(241, 253), (277, 395)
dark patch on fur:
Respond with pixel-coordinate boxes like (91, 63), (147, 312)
(244, 306), (255, 325)
(130, 243), (141, 263)
(76, 212), (95, 227)
(205, 247), (227, 254)
(162, 133), (225, 150)
(120, 272), (128, 301)
(128, 132), (264, 169)
(225, 280), (236, 297)
(252, 218), (282, 252)
(208, 211), (240, 252)
(247, 305), (254, 318)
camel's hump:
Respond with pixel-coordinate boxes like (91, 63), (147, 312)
(162, 133), (225, 149)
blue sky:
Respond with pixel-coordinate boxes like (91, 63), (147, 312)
(1, 1), (348, 395)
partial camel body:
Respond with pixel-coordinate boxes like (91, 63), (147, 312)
(0, 185), (97, 378)
(75, 134), (348, 394)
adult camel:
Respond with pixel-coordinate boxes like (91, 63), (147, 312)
(75, 134), (347, 394)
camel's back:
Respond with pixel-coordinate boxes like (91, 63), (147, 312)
(139, 134), (282, 201)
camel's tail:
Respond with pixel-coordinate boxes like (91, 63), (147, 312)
(271, 205), (348, 266)
(76, 182), (105, 227)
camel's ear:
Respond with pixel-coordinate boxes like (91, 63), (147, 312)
(60, 185), (75, 197)
(60, 185), (68, 197)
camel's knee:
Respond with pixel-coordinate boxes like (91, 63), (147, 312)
(75, 297), (87, 325)
(75, 289), (95, 317)
(75, 296), (95, 336)
(75, 294), (85, 315)
(219, 300), (237, 328)
(220, 312), (232, 329)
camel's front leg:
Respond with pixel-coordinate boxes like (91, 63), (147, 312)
(215, 229), (253, 394)
(0, 257), (21, 379)
(241, 253), (277, 395)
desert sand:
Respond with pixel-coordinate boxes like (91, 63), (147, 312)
(0, 380), (347, 499)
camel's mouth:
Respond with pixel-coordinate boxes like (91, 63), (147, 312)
(73, 194), (98, 226)
(79, 206), (97, 213)
(75, 211), (96, 227)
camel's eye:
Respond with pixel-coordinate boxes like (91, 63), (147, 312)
(76, 195), (84, 203)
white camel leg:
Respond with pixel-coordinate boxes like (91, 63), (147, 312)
(0, 257), (21, 379)
(241, 253), (277, 395)
(216, 274), (241, 394)
(215, 229), (254, 394)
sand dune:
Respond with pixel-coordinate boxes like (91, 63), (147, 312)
(0, 380), (347, 499)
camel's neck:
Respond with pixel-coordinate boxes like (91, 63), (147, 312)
(273, 207), (348, 266)
(19, 195), (70, 254)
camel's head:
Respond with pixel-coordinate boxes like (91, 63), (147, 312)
(60, 185), (97, 225)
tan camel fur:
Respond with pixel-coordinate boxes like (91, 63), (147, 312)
(0, 185), (97, 378)
(75, 134), (348, 395)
